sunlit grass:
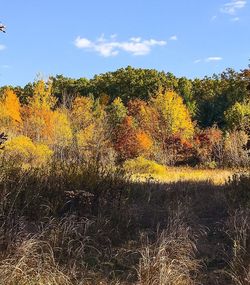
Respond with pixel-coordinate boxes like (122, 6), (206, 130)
(130, 167), (234, 185)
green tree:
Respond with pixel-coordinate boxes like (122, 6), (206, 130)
(225, 100), (250, 133)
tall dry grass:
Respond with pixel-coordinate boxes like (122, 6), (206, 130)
(224, 210), (250, 285)
(0, 238), (71, 285)
(0, 158), (249, 284)
(138, 221), (201, 285)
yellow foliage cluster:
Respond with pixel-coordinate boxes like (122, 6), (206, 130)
(30, 80), (56, 110)
(52, 110), (72, 148)
(71, 97), (94, 131)
(124, 156), (167, 176)
(76, 124), (95, 150)
(152, 91), (194, 139)
(2, 136), (53, 166)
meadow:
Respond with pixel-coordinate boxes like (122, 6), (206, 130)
(0, 159), (249, 285)
(0, 67), (249, 284)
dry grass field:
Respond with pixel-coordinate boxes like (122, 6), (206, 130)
(0, 162), (249, 284)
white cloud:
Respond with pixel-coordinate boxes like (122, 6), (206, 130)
(169, 35), (178, 41)
(75, 37), (92, 48)
(130, 37), (142, 42)
(95, 43), (119, 57)
(0, 44), (6, 51)
(74, 35), (167, 57)
(221, 0), (247, 15)
(205, 57), (223, 62)
(194, 57), (223, 63)
(211, 15), (217, 21)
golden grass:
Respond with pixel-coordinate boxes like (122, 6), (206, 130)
(0, 238), (72, 285)
(130, 167), (234, 185)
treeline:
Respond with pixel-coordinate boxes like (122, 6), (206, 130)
(0, 66), (249, 168)
(3, 66), (250, 128)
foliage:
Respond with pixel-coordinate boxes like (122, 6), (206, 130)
(194, 126), (224, 166)
(0, 65), (249, 167)
(0, 88), (22, 132)
(70, 96), (94, 132)
(30, 79), (57, 110)
(151, 90), (194, 139)
(108, 97), (127, 128)
(1, 135), (53, 166)
(225, 100), (250, 133)
(52, 110), (73, 148)
(123, 156), (167, 176)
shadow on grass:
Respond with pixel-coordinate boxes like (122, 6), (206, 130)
(0, 165), (249, 284)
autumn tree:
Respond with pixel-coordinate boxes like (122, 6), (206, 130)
(71, 97), (115, 166)
(71, 96), (94, 132)
(149, 91), (194, 164)
(0, 88), (22, 134)
(114, 114), (154, 161)
(114, 116), (139, 160)
(151, 90), (194, 138)
(22, 80), (72, 151)
(127, 99), (158, 138)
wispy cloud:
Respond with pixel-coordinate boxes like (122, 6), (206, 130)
(74, 35), (167, 57)
(206, 57), (223, 62)
(231, 16), (240, 21)
(220, 0), (247, 15)
(0, 44), (6, 51)
(194, 59), (202, 64)
(194, 57), (223, 63)
(169, 35), (178, 41)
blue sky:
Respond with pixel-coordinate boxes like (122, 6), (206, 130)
(0, 0), (249, 86)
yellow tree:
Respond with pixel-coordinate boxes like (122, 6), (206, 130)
(70, 96), (94, 132)
(71, 97), (115, 166)
(0, 88), (22, 133)
(22, 80), (56, 143)
(150, 91), (194, 164)
(151, 91), (194, 139)
(52, 109), (73, 149)
(30, 80), (56, 110)
(23, 81), (73, 152)
(70, 96), (96, 161)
